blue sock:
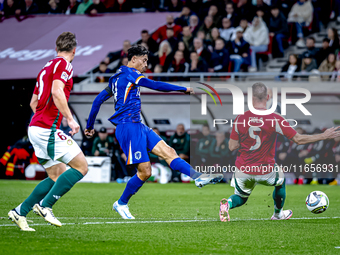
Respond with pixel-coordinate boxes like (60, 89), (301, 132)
(118, 174), (145, 205)
(169, 158), (202, 179)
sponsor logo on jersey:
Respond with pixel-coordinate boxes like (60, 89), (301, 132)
(61, 71), (69, 82)
(134, 151), (141, 160)
(67, 139), (73, 146)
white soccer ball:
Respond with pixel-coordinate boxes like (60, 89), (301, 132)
(306, 191), (329, 214)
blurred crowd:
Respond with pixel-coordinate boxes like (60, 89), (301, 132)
(1, 0), (340, 75)
(93, 0), (340, 76)
(278, 32), (340, 81)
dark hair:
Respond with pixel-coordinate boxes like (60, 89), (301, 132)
(323, 38), (330, 43)
(127, 45), (149, 61)
(307, 36), (315, 43)
(202, 124), (210, 129)
(56, 32), (77, 52)
(141, 30), (149, 34)
(166, 27), (174, 31)
(99, 61), (107, 65)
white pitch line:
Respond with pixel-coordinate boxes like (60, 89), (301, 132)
(1, 216), (339, 228)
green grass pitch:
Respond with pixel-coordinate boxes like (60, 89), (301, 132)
(0, 180), (339, 255)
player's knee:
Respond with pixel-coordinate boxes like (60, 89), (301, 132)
(138, 165), (152, 180)
(144, 166), (152, 179)
(49, 174), (59, 182)
(79, 162), (88, 176)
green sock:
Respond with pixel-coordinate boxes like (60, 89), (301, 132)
(273, 180), (286, 213)
(41, 168), (84, 208)
(16, 177), (55, 216)
(227, 194), (248, 209)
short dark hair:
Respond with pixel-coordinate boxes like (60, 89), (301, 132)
(202, 124), (210, 129)
(99, 61), (107, 65)
(307, 37), (315, 43)
(323, 38), (330, 43)
(252, 82), (267, 101)
(56, 32), (77, 52)
(166, 27), (174, 31)
(141, 30), (149, 34)
(127, 45), (149, 61)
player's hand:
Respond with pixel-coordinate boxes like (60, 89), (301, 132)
(84, 129), (95, 138)
(67, 118), (80, 136)
(185, 87), (195, 95)
(323, 127), (340, 139)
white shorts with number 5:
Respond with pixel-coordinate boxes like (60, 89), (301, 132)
(28, 126), (81, 169)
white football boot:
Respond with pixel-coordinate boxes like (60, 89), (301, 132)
(195, 174), (224, 188)
(33, 204), (62, 227)
(8, 209), (35, 231)
(219, 198), (230, 222)
(271, 209), (293, 220)
(113, 201), (135, 219)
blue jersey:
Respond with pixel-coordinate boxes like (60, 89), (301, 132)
(86, 66), (187, 128)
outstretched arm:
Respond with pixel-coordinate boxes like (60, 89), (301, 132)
(138, 77), (193, 94)
(85, 87), (112, 137)
(292, 127), (340, 145)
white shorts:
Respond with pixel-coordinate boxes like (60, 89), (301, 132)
(231, 164), (285, 198)
(28, 126), (81, 169)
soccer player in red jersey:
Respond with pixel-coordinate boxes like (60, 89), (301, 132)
(219, 82), (340, 221)
(8, 32), (88, 231)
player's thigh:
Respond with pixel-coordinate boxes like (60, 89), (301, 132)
(116, 123), (150, 165)
(45, 163), (66, 182)
(257, 164), (285, 187)
(231, 171), (256, 197)
(151, 140), (178, 161)
(28, 126), (51, 164)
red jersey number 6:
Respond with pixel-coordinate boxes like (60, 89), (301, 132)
(57, 132), (67, 140)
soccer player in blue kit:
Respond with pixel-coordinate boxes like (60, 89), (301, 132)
(85, 45), (223, 219)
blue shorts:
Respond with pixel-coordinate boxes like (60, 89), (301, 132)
(115, 122), (162, 165)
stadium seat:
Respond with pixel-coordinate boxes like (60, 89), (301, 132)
(257, 35), (274, 60)
(256, 35), (274, 70)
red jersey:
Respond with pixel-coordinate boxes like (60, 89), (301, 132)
(230, 110), (297, 175)
(30, 57), (73, 129)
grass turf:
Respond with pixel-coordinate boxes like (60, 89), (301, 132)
(0, 180), (339, 255)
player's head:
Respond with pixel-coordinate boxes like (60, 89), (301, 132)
(252, 82), (269, 104)
(127, 45), (149, 73)
(56, 32), (77, 62)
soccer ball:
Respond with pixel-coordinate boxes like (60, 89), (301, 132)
(306, 191), (329, 214)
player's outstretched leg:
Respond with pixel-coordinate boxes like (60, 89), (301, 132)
(152, 141), (223, 187)
(113, 162), (150, 219)
(220, 194), (248, 222)
(34, 153), (87, 227)
(271, 180), (293, 220)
